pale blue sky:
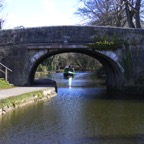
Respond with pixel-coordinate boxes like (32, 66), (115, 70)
(3, 0), (83, 29)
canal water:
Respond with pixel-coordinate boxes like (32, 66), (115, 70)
(0, 72), (144, 144)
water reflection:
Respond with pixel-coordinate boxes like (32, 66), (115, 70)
(0, 72), (144, 144)
(48, 71), (106, 88)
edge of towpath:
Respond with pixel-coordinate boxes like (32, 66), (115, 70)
(0, 86), (57, 115)
(0, 87), (56, 100)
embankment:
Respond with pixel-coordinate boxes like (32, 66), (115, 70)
(0, 87), (57, 115)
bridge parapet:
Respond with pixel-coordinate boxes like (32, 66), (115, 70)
(0, 26), (143, 46)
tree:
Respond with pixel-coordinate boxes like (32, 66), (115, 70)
(42, 56), (56, 71)
(122, 0), (142, 28)
(76, 0), (143, 28)
(39, 53), (102, 72)
(76, 0), (126, 26)
(71, 53), (101, 71)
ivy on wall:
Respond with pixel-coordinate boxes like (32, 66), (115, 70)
(87, 34), (123, 51)
(120, 42), (133, 80)
(87, 34), (133, 80)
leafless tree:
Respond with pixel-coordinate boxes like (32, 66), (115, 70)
(122, 0), (143, 28)
(76, 0), (144, 28)
(75, 0), (126, 26)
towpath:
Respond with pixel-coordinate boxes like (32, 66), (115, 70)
(0, 87), (51, 100)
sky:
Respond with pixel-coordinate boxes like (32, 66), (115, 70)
(2, 0), (83, 29)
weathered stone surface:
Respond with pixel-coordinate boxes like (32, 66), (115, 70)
(0, 26), (144, 91)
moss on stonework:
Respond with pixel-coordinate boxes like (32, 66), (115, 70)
(120, 42), (133, 80)
(0, 91), (44, 109)
(87, 33), (123, 51)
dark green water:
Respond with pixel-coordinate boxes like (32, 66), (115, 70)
(0, 72), (144, 144)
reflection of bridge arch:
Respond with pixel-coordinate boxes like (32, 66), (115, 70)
(28, 48), (125, 91)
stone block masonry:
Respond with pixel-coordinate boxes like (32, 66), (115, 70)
(0, 26), (144, 93)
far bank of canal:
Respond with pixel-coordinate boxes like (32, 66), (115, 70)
(0, 87), (57, 115)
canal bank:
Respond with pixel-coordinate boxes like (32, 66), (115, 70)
(0, 87), (57, 115)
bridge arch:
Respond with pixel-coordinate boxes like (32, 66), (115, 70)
(28, 48), (125, 91)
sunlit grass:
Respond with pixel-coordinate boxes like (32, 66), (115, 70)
(0, 79), (14, 89)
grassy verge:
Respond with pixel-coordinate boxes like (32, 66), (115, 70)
(0, 91), (44, 109)
(0, 79), (14, 89)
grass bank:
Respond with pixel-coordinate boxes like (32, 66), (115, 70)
(0, 79), (14, 89)
(0, 88), (56, 115)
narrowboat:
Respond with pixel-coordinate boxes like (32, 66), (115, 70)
(63, 66), (75, 78)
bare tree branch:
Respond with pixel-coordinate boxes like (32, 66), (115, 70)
(75, 0), (143, 28)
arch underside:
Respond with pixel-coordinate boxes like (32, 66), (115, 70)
(28, 48), (125, 91)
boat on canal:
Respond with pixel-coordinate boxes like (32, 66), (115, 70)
(63, 65), (75, 78)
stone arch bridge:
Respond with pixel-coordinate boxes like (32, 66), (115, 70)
(0, 26), (144, 92)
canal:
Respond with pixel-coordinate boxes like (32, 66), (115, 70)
(0, 72), (144, 144)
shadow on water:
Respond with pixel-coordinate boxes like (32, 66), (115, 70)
(106, 89), (144, 101)
(79, 134), (144, 144)
(80, 88), (144, 101)
(34, 71), (144, 101)
(32, 78), (58, 92)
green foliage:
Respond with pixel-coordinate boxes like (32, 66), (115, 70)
(37, 64), (48, 72)
(0, 79), (14, 89)
(87, 34), (123, 51)
(87, 34), (133, 81)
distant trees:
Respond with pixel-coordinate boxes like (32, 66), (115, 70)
(37, 53), (102, 72)
(14, 26), (25, 29)
(76, 0), (144, 28)
(70, 53), (101, 71)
